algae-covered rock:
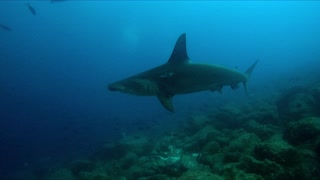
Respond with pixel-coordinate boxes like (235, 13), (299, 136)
(180, 154), (199, 170)
(212, 104), (243, 129)
(254, 134), (299, 166)
(233, 172), (264, 180)
(183, 125), (226, 153)
(153, 151), (188, 177)
(275, 148), (319, 180)
(78, 171), (110, 180)
(140, 154), (186, 178)
(127, 163), (155, 179)
(45, 169), (75, 180)
(178, 170), (223, 180)
(282, 150), (319, 179)
(70, 160), (95, 176)
(244, 120), (279, 140)
(184, 113), (212, 135)
(287, 93), (315, 118)
(227, 132), (261, 154)
(223, 163), (265, 180)
(223, 152), (242, 164)
(311, 85), (320, 106)
(161, 161), (187, 177)
(93, 134), (152, 161)
(277, 87), (317, 121)
(120, 152), (138, 170)
(121, 132), (190, 178)
(241, 99), (280, 126)
(237, 156), (283, 179)
(153, 135), (181, 156)
(134, 150), (187, 178)
(201, 141), (221, 155)
(284, 116), (320, 145)
(198, 152), (224, 171)
(276, 161), (320, 180)
(142, 174), (172, 180)
(118, 135), (152, 156)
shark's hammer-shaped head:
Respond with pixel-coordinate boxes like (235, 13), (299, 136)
(108, 81), (126, 92)
(108, 79), (140, 95)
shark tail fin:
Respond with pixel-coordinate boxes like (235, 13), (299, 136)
(243, 59), (259, 95)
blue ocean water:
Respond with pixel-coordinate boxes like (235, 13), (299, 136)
(0, 1), (320, 179)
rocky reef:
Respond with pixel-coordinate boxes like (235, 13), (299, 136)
(40, 82), (320, 180)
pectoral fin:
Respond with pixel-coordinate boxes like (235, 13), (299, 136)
(157, 93), (174, 112)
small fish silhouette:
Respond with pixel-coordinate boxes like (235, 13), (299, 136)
(0, 24), (12, 32)
(26, 3), (37, 15)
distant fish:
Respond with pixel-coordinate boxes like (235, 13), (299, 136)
(26, 3), (37, 15)
(0, 24), (12, 32)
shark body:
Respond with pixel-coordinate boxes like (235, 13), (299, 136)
(108, 33), (258, 112)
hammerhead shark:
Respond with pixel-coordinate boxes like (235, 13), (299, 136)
(108, 33), (258, 112)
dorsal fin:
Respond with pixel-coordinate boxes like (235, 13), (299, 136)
(167, 33), (190, 64)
